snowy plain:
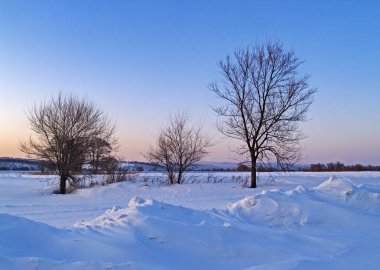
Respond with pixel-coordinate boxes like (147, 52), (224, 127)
(1, 171), (380, 269)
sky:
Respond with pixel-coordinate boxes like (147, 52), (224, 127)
(1, 0), (380, 164)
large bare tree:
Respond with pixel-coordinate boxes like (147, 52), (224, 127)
(210, 41), (316, 188)
(21, 92), (116, 194)
(145, 111), (211, 184)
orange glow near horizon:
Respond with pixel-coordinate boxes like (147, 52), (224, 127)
(0, 139), (23, 158)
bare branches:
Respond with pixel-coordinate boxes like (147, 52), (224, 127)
(145, 111), (211, 184)
(210, 41), (316, 188)
(20, 92), (117, 194)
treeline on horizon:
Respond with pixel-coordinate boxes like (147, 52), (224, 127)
(308, 162), (380, 172)
(235, 162), (380, 172)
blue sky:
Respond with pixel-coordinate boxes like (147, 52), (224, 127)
(1, 0), (380, 164)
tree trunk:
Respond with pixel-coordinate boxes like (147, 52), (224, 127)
(168, 171), (174, 185)
(177, 170), (182, 184)
(250, 158), (257, 188)
(60, 176), (67, 194)
(94, 155), (99, 174)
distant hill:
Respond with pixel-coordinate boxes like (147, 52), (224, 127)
(119, 161), (165, 172)
(120, 161), (238, 172)
(0, 157), (41, 171)
(190, 161), (238, 171)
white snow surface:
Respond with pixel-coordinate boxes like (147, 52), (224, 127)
(1, 171), (380, 269)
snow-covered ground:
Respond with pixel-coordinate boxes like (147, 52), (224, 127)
(1, 171), (380, 269)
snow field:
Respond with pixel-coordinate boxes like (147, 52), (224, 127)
(1, 172), (380, 269)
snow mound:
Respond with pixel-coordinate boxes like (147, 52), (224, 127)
(227, 187), (309, 228)
(76, 196), (213, 230)
(314, 176), (356, 196)
(128, 196), (146, 208)
(75, 196), (151, 228)
(314, 176), (380, 214)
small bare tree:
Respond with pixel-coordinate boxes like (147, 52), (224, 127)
(145, 111), (211, 184)
(146, 132), (176, 184)
(20, 92), (116, 194)
(210, 41), (316, 188)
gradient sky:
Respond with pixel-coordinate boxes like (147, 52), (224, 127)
(1, 0), (380, 164)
